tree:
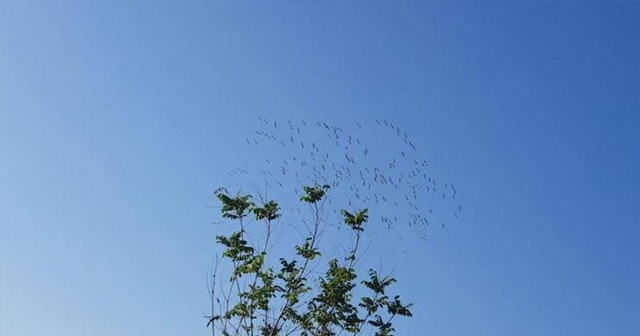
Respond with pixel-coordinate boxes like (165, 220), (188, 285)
(206, 184), (413, 336)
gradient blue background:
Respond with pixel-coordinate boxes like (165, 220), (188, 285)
(1, 2), (639, 335)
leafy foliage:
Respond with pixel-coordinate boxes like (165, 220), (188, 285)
(207, 184), (412, 336)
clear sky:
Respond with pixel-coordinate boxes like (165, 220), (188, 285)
(1, 2), (639, 336)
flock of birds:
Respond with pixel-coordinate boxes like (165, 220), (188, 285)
(223, 117), (462, 250)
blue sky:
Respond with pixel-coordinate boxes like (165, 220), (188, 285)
(1, 2), (639, 336)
